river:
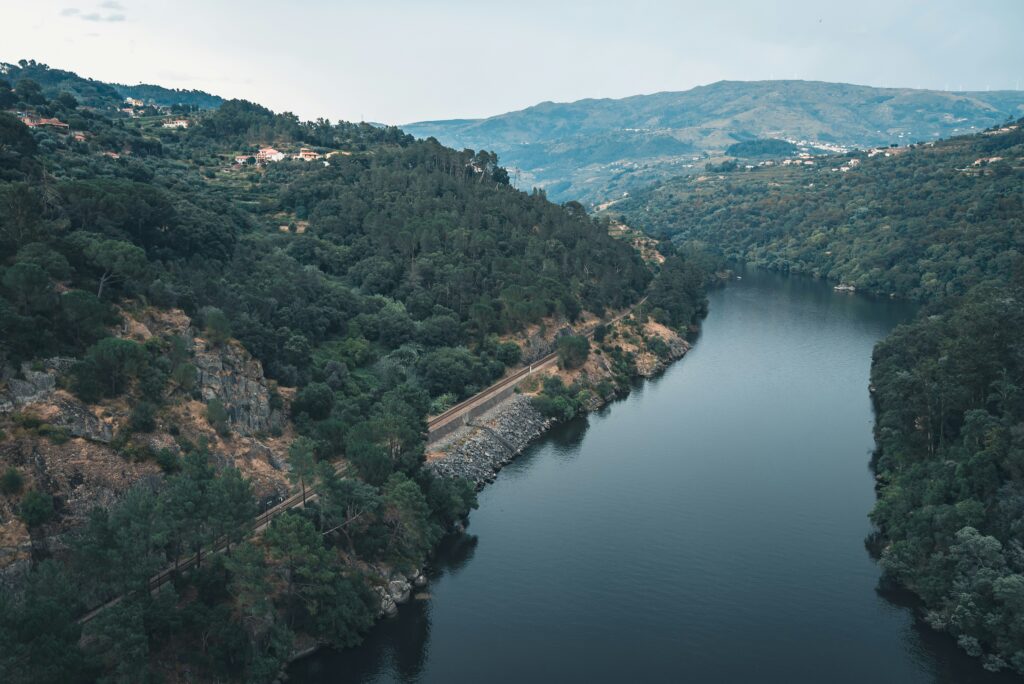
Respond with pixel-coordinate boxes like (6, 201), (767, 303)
(291, 268), (1019, 683)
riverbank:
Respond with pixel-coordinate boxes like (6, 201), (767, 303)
(290, 267), (1008, 684)
(425, 310), (692, 490)
(283, 315), (696, 678)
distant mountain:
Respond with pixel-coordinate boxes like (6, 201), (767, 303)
(1, 59), (222, 110)
(404, 80), (1024, 204)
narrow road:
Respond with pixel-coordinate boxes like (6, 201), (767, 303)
(77, 297), (646, 624)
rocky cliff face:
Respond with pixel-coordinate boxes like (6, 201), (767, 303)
(191, 337), (284, 437)
(0, 307), (294, 574)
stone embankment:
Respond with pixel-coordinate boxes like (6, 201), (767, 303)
(426, 395), (552, 488)
(425, 317), (691, 489)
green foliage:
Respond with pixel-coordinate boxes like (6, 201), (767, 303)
(646, 254), (709, 329)
(292, 382), (334, 420)
(621, 120), (1024, 303)
(0, 467), (24, 495)
(0, 560), (87, 684)
(868, 285), (1024, 671)
(556, 334), (590, 369)
(72, 337), (148, 401)
(20, 489), (55, 528)
(201, 306), (232, 346)
(382, 472), (441, 568)
(287, 437), (317, 504)
(0, 61), (660, 683)
(725, 138), (798, 157)
(128, 401), (157, 433)
(531, 376), (587, 422)
(205, 398), (230, 436)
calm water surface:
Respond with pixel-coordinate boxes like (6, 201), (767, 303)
(293, 268), (1019, 683)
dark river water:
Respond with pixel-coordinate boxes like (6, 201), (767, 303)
(292, 268), (1019, 683)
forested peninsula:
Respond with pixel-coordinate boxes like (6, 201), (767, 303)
(0, 61), (708, 682)
(616, 121), (1024, 674)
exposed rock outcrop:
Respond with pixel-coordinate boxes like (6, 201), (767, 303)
(192, 338), (284, 437)
(0, 358), (75, 415)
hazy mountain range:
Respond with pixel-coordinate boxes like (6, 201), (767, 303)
(404, 80), (1024, 204)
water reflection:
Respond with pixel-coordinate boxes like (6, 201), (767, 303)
(291, 269), (1008, 684)
(291, 533), (480, 683)
(874, 580), (1020, 684)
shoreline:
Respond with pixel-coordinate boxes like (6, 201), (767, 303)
(286, 318), (695, 675)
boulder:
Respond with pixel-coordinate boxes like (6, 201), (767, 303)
(376, 587), (399, 618)
(388, 579), (411, 604)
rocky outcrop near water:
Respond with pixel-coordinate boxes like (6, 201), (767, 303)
(427, 395), (552, 487)
(635, 332), (690, 377)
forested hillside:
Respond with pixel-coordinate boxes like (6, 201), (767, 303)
(0, 65), (685, 682)
(405, 80), (1024, 204)
(2, 60), (222, 111)
(617, 122), (1024, 674)
(618, 122), (1024, 301)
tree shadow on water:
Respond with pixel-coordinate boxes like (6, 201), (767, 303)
(871, 567), (1021, 684)
(288, 532), (480, 683)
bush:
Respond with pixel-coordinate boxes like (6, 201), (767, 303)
(556, 334), (590, 369)
(206, 398), (230, 436)
(156, 448), (181, 473)
(129, 401), (157, 433)
(495, 341), (522, 367)
(292, 382), (334, 421)
(20, 489), (55, 527)
(1, 467), (24, 495)
(72, 337), (148, 401)
(201, 306), (232, 346)
(429, 392), (457, 415)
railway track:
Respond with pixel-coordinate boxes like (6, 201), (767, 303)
(77, 297), (647, 624)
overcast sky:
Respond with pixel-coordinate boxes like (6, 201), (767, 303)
(4, 0), (1023, 124)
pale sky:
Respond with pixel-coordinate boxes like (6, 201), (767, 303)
(4, 0), (1023, 124)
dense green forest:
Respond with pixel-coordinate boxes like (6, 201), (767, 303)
(870, 283), (1024, 674)
(0, 64), (683, 682)
(617, 122), (1024, 673)
(619, 122), (1024, 301)
(723, 138), (798, 157)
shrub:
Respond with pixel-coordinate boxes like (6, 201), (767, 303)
(20, 489), (55, 527)
(495, 341), (522, 367)
(292, 382), (334, 421)
(129, 401), (157, 433)
(1, 467), (24, 495)
(206, 398), (230, 436)
(156, 448), (181, 473)
(556, 334), (590, 369)
(201, 306), (232, 346)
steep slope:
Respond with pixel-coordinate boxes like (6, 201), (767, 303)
(0, 62), (704, 683)
(405, 80), (1024, 204)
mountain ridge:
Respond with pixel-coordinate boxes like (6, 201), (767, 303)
(404, 79), (1024, 204)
